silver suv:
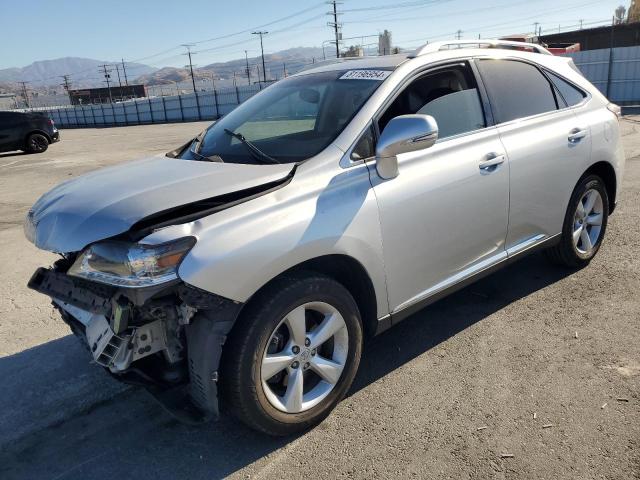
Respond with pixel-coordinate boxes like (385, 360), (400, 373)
(25, 40), (625, 435)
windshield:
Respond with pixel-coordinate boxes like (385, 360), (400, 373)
(179, 69), (390, 164)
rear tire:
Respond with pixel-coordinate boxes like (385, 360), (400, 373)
(220, 272), (363, 436)
(545, 174), (609, 268)
(25, 133), (49, 153)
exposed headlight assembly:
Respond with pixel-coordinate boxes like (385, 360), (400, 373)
(68, 237), (196, 287)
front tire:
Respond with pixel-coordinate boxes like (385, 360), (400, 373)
(545, 174), (609, 267)
(220, 272), (363, 436)
(25, 133), (49, 153)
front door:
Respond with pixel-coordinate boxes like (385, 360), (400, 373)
(369, 62), (510, 315)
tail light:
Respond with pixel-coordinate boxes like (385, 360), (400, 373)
(607, 102), (622, 120)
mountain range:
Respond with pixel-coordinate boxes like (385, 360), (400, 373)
(0, 57), (156, 88)
(0, 47), (329, 95)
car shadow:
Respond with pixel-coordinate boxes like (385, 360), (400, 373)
(0, 253), (574, 480)
(0, 151), (27, 159)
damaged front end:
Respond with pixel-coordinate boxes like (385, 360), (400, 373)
(28, 255), (242, 423)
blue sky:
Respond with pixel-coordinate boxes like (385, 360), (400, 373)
(0, 0), (626, 70)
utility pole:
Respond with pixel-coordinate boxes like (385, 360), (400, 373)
(115, 64), (123, 100)
(252, 31), (268, 83)
(60, 75), (72, 105)
(283, 62), (287, 78)
(244, 50), (251, 84)
(181, 44), (198, 94)
(99, 64), (113, 103)
(579, 19), (584, 29)
(327, 1), (342, 58)
(19, 81), (30, 108)
(456, 29), (463, 40)
(182, 43), (202, 119)
(533, 22), (539, 36)
(121, 59), (129, 86)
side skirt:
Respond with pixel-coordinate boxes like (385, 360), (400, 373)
(374, 233), (561, 334)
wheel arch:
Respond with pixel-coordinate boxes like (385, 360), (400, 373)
(24, 129), (52, 146)
(235, 254), (379, 339)
(583, 161), (617, 214)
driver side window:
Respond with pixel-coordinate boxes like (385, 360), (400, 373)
(378, 63), (486, 140)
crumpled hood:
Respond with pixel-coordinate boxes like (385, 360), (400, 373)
(25, 156), (293, 253)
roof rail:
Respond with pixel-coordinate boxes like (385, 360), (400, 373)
(411, 39), (552, 57)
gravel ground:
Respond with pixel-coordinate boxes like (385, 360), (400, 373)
(0, 120), (638, 479)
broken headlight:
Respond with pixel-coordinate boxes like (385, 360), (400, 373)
(68, 237), (195, 287)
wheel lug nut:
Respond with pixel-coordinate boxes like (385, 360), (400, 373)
(304, 338), (311, 347)
(291, 361), (299, 369)
(292, 346), (300, 354)
(304, 362), (310, 369)
(311, 349), (316, 356)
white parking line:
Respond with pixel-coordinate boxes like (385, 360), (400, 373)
(0, 159), (25, 168)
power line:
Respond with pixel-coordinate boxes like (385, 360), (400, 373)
(341, 0), (448, 13)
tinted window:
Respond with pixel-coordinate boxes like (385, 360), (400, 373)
(547, 71), (586, 107)
(477, 59), (558, 123)
(379, 64), (485, 139)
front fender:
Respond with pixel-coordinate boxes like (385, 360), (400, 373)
(145, 153), (389, 320)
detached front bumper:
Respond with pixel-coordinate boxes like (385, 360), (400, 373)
(28, 266), (242, 422)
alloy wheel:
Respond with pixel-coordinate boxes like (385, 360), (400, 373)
(260, 301), (349, 413)
(573, 188), (603, 255)
(29, 135), (48, 152)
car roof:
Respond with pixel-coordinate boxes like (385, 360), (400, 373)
(294, 39), (559, 77)
(294, 53), (410, 75)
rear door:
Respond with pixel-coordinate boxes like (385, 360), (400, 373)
(0, 112), (28, 151)
(475, 58), (591, 253)
(0, 112), (19, 150)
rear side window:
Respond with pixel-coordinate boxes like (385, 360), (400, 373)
(546, 71), (586, 107)
(477, 59), (558, 123)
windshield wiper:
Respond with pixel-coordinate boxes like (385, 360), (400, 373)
(189, 148), (224, 162)
(189, 131), (223, 162)
(224, 128), (280, 164)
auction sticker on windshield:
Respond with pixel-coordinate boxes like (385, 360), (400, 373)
(339, 70), (391, 80)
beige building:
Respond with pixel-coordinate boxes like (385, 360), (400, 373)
(629, 0), (640, 22)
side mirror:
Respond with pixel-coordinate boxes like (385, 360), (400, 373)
(375, 114), (438, 179)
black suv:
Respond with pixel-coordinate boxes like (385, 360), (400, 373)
(0, 111), (60, 154)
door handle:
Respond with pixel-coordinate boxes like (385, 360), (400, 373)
(568, 128), (587, 143)
(479, 153), (505, 172)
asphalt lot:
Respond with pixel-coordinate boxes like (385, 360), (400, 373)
(0, 120), (638, 479)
